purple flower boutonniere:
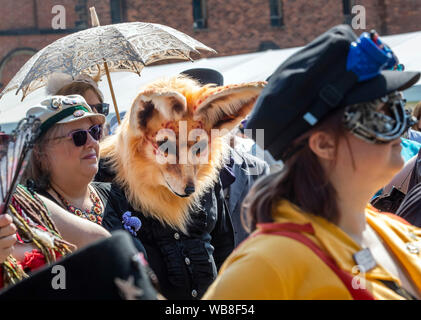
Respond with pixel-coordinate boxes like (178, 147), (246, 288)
(122, 211), (142, 236)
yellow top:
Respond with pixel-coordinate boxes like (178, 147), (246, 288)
(203, 200), (421, 300)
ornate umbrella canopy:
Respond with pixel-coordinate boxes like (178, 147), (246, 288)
(0, 22), (216, 101)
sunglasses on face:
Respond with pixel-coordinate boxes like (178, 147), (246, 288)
(89, 103), (109, 116)
(57, 124), (103, 147)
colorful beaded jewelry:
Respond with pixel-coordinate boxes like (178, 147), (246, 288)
(1, 185), (74, 288)
(54, 186), (103, 225)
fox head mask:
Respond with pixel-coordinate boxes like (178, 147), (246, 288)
(101, 76), (265, 232)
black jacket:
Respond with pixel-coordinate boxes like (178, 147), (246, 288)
(396, 182), (421, 227)
(102, 181), (234, 300)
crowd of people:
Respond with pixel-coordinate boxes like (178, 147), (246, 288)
(1, 24), (421, 300)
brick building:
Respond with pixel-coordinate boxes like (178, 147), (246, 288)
(1, 0), (420, 89)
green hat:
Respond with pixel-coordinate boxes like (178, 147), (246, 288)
(26, 95), (106, 137)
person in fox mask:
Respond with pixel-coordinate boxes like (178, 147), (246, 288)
(97, 70), (266, 299)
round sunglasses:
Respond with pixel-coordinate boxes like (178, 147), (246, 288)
(54, 124), (103, 147)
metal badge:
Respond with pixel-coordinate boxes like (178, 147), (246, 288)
(353, 248), (377, 272)
(62, 97), (78, 106)
(406, 242), (420, 255)
(73, 110), (85, 117)
(50, 97), (62, 110)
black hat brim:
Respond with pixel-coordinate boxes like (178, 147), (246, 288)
(180, 68), (224, 86)
(343, 70), (420, 106)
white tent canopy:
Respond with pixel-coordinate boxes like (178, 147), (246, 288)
(1, 29), (421, 132)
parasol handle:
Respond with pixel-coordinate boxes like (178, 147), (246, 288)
(104, 62), (121, 125)
(90, 7), (100, 27)
(91, 7), (120, 125)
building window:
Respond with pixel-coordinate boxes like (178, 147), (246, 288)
(75, 0), (88, 29)
(0, 48), (37, 89)
(110, 0), (123, 23)
(193, 0), (207, 29)
(258, 41), (280, 52)
(269, 0), (283, 27)
(343, 0), (354, 25)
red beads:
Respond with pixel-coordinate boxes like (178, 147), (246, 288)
(93, 206), (102, 215)
(75, 209), (83, 217)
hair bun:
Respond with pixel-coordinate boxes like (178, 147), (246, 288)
(46, 73), (73, 95)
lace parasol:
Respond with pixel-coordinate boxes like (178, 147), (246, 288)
(0, 20), (216, 121)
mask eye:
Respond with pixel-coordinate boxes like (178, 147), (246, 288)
(157, 138), (168, 147)
(192, 140), (207, 157)
(157, 138), (177, 157)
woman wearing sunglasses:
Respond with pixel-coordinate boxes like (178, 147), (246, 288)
(24, 95), (147, 258)
(24, 95), (107, 222)
(0, 98), (113, 287)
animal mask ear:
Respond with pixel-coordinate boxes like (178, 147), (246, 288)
(193, 82), (265, 131)
(130, 90), (187, 133)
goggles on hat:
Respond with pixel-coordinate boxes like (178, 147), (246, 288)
(343, 92), (415, 144)
(53, 124), (103, 147)
(337, 30), (412, 144)
(347, 30), (400, 82)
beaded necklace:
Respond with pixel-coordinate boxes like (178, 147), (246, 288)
(52, 186), (103, 225)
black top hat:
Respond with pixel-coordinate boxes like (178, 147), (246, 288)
(246, 24), (420, 161)
(180, 68), (224, 86)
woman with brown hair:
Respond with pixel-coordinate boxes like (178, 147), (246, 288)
(412, 101), (421, 131)
(25, 94), (107, 225)
(0, 96), (153, 293)
(203, 25), (421, 300)
(46, 72), (110, 133)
